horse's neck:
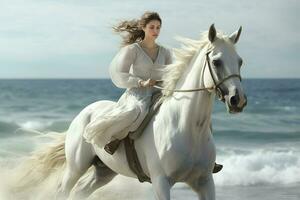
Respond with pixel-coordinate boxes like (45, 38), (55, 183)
(166, 49), (214, 138)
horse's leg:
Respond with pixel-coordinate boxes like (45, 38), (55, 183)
(70, 157), (117, 198)
(58, 165), (85, 198)
(58, 142), (95, 198)
(187, 174), (215, 200)
(58, 115), (96, 198)
(151, 175), (172, 200)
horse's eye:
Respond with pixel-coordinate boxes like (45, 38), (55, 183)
(239, 58), (243, 67)
(212, 59), (222, 68)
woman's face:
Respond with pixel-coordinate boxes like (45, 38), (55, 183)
(142, 20), (161, 41)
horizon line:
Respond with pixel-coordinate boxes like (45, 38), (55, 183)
(0, 77), (299, 80)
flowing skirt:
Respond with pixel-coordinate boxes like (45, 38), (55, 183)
(83, 87), (154, 146)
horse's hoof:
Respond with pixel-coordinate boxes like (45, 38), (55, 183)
(213, 163), (223, 173)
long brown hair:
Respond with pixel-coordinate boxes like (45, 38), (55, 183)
(113, 11), (162, 46)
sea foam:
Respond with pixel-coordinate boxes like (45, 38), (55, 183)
(214, 148), (300, 186)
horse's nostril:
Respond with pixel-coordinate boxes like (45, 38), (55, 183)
(230, 95), (238, 106)
(244, 95), (248, 106)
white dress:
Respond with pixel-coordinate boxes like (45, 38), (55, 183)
(83, 43), (172, 145)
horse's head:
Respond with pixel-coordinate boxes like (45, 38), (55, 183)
(203, 24), (247, 113)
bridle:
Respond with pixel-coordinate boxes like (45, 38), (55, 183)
(153, 51), (242, 101)
(204, 51), (242, 101)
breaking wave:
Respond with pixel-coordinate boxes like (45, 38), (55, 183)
(214, 148), (300, 186)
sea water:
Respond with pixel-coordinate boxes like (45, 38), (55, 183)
(0, 79), (299, 199)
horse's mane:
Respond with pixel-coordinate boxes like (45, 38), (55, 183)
(160, 31), (227, 100)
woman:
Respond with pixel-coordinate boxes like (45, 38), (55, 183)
(84, 11), (222, 173)
(84, 11), (171, 154)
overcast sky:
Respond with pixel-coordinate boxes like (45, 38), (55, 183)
(0, 0), (299, 79)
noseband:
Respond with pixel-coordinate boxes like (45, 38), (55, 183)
(154, 51), (242, 100)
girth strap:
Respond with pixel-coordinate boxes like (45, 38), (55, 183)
(124, 136), (151, 183)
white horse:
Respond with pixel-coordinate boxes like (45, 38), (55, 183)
(17, 24), (247, 200)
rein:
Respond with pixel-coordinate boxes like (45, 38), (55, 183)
(153, 51), (241, 95)
(153, 85), (215, 92)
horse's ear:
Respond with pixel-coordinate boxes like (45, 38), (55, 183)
(208, 24), (217, 43)
(229, 26), (242, 44)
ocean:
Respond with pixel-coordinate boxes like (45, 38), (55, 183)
(0, 79), (299, 200)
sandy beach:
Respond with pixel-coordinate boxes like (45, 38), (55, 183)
(88, 176), (300, 200)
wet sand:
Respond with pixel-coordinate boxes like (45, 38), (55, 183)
(88, 175), (300, 200)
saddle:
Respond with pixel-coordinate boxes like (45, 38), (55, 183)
(104, 91), (163, 183)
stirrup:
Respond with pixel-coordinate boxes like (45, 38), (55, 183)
(104, 139), (121, 155)
(213, 163), (223, 173)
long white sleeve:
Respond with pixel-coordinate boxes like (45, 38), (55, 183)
(109, 45), (142, 89)
(165, 48), (173, 65)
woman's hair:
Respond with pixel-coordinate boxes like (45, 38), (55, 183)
(113, 11), (162, 46)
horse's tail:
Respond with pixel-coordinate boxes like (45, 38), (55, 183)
(11, 132), (66, 193)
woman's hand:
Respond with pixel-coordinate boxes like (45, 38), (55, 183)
(139, 79), (156, 87)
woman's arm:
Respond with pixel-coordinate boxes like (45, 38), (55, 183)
(109, 45), (143, 89)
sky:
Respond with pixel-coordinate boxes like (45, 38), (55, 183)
(0, 0), (299, 79)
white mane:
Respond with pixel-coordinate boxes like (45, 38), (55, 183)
(161, 31), (227, 99)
